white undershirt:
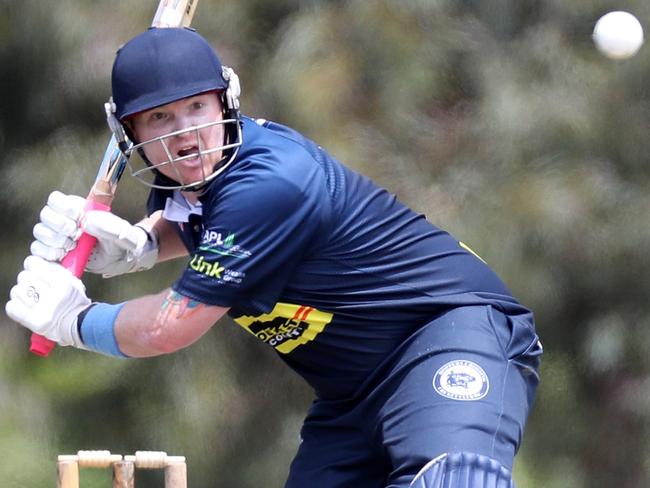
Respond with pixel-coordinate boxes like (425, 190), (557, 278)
(162, 190), (203, 223)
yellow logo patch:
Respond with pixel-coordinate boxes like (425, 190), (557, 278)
(233, 302), (333, 353)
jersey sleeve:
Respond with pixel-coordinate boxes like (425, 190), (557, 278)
(172, 163), (330, 311)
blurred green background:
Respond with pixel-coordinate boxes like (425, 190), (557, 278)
(2, 0), (650, 486)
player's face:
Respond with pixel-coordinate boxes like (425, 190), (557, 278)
(129, 92), (225, 187)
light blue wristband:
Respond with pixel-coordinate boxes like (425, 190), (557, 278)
(79, 302), (129, 358)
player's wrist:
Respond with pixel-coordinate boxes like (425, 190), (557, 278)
(78, 302), (129, 358)
(64, 303), (93, 351)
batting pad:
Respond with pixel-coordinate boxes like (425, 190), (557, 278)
(409, 452), (514, 488)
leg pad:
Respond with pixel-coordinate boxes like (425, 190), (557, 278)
(409, 452), (514, 488)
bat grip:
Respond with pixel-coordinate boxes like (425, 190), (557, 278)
(29, 200), (112, 357)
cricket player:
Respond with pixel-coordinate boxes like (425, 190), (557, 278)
(6, 28), (542, 487)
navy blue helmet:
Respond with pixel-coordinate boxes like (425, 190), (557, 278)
(112, 27), (230, 120)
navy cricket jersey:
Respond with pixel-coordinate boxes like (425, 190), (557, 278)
(147, 116), (531, 400)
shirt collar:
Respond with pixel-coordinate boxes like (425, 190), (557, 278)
(162, 190), (203, 223)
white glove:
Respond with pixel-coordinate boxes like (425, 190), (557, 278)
(5, 255), (90, 348)
(31, 191), (85, 259)
(31, 191), (158, 278)
(81, 209), (159, 278)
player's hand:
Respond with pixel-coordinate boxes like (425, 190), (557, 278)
(81, 208), (159, 278)
(31, 191), (159, 277)
(31, 191), (86, 261)
(5, 256), (89, 348)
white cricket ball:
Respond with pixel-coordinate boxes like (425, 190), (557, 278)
(593, 11), (644, 59)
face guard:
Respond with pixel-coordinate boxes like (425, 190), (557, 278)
(125, 114), (242, 191)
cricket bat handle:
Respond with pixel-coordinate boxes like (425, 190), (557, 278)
(29, 200), (112, 357)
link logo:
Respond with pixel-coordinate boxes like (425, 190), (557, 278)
(189, 255), (225, 278)
(188, 255), (245, 284)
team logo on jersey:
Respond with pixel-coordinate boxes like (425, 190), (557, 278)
(233, 302), (333, 354)
(199, 230), (251, 259)
(432, 360), (489, 401)
(188, 255), (245, 285)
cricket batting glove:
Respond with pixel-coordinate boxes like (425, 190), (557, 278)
(31, 191), (158, 277)
(5, 256), (90, 348)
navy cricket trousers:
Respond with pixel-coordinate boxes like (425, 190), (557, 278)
(284, 305), (542, 488)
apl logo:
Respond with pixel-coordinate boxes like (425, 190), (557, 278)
(202, 230), (235, 248)
(433, 360), (489, 401)
(199, 230), (251, 259)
